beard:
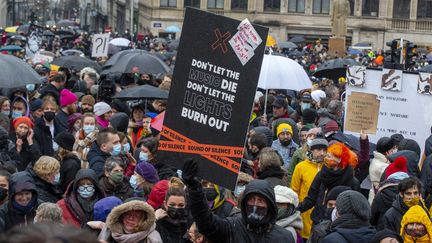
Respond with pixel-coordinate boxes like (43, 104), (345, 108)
(279, 139), (291, 146)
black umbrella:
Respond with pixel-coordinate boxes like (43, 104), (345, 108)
(313, 58), (360, 80)
(108, 44), (120, 56)
(289, 36), (305, 43)
(167, 39), (180, 51)
(10, 35), (27, 42)
(0, 54), (43, 88)
(114, 85), (169, 100)
(56, 29), (75, 36)
(103, 52), (170, 75)
(17, 24), (30, 34)
(57, 20), (76, 28)
(288, 49), (305, 58)
(278, 41), (297, 49)
(103, 49), (147, 70)
(420, 64), (432, 73)
(51, 56), (101, 72)
(152, 52), (176, 62)
(43, 30), (54, 36)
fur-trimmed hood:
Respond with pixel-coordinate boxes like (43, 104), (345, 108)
(106, 200), (156, 234)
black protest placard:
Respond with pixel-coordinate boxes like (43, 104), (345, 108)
(158, 8), (268, 190)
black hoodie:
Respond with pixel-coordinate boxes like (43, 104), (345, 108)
(188, 179), (295, 243)
(0, 171), (41, 231)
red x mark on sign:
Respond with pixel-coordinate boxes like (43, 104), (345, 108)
(211, 28), (231, 54)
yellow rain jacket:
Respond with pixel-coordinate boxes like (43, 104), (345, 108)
(400, 205), (432, 243)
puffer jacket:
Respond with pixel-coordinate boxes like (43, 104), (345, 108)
(188, 179), (295, 243)
(98, 200), (162, 243)
(400, 205), (432, 243)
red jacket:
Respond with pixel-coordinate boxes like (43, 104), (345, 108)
(57, 198), (80, 227)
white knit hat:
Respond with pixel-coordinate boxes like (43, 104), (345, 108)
(311, 90), (326, 104)
(94, 102), (111, 116)
(274, 185), (299, 207)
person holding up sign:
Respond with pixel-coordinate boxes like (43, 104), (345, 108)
(183, 159), (295, 243)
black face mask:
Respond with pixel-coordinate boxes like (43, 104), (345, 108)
(167, 206), (186, 220)
(324, 207), (334, 220)
(203, 188), (218, 202)
(44, 111), (56, 122)
(0, 187), (8, 202)
(246, 205), (267, 225)
(280, 139), (291, 146)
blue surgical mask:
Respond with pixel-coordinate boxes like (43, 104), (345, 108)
(301, 102), (311, 111)
(234, 184), (246, 198)
(11, 110), (23, 119)
(83, 125), (95, 135)
(111, 143), (122, 156)
(129, 175), (138, 190)
(1, 110), (10, 116)
(123, 143), (130, 154)
(54, 173), (60, 185)
(139, 152), (148, 162)
(26, 84), (36, 92)
(77, 185), (95, 199)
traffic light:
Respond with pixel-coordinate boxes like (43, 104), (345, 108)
(405, 41), (416, 69)
(386, 40), (399, 63)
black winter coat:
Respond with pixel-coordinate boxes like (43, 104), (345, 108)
(321, 224), (376, 243)
(156, 216), (188, 243)
(10, 134), (41, 171)
(98, 176), (133, 201)
(33, 117), (65, 156)
(382, 196), (409, 233)
(59, 153), (81, 193)
(257, 166), (287, 188)
(0, 171), (42, 231)
(370, 181), (399, 230)
(87, 142), (111, 178)
(29, 169), (62, 203)
(188, 179), (295, 243)
(55, 109), (69, 131)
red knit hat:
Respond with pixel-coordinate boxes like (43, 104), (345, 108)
(13, 117), (34, 130)
(385, 156), (408, 179)
(147, 180), (169, 210)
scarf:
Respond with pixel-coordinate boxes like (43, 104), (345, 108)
(77, 195), (97, 220)
(12, 197), (36, 214)
(96, 116), (110, 128)
(112, 224), (162, 243)
(320, 165), (353, 190)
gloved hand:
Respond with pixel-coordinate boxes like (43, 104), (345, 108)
(182, 158), (200, 189)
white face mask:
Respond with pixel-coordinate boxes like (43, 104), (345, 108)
(306, 138), (313, 147)
(331, 208), (338, 222)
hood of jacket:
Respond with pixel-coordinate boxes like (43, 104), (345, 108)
(106, 200), (156, 234)
(12, 96), (30, 117)
(275, 210), (303, 230)
(388, 150), (419, 177)
(9, 171), (37, 200)
(377, 183), (399, 209)
(391, 195), (408, 214)
(93, 196), (123, 222)
(109, 112), (129, 134)
(252, 126), (274, 147)
(240, 179), (278, 227)
(65, 168), (103, 197)
(400, 205), (432, 242)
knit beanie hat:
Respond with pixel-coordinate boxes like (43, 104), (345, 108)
(67, 113), (82, 130)
(390, 133), (404, 146)
(81, 95), (95, 106)
(93, 196), (123, 222)
(302, 108), (318, 124)
(60, 89), (78, 107)
(325, 186), (350, 204)
(54, 131), (75, 151)
(135, 162), (160, 184)
(376, 137), (395, 154)
(274, 185), (299, 207)
(94, 102), (111, 116)
(13, 117), (34, 129)
(276, 123), (293, 137)
(385, 156), (408, 179)
(323, 120), (339, 133)
(371, 229), (403, 243)
(398, 138), (421, 157)
(30, 99), (43, 112)
(147, 180), (169, 210)
(311, 90), (326, 104)
(310, 138), (328, 150)
(336, 190), (371, 221)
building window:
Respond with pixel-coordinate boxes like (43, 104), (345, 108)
(418, 0), (432, 19)
(288, 0), (305, 12)
(312, 0), (330, 14)
(362, 0), (379, 16)
(184, 0), (200, 8)
(264, 0), (280, 12)
(160, 0), (177, 7)
(393, 0), (410, 19)
(349, 0), (354, 15)
(231, 0), (248, 10)
(208, 0), (224, 9)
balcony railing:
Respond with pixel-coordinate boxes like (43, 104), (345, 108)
(387, 18), (432, 32)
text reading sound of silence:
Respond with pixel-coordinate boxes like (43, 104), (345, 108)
(181, 59), (241, 132)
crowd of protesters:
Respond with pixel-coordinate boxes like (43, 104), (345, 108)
(0, 25), (431, 243)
